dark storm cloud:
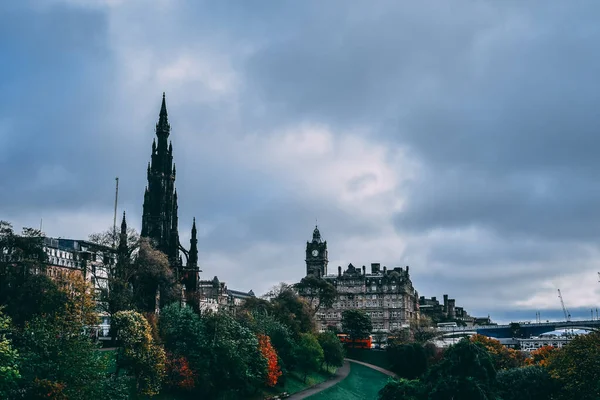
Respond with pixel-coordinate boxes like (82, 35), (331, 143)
(4, 0), (600, 313)
(0, 1), (118, 213)
(241, 1), (600, 242)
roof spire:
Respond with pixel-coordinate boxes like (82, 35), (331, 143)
(121, 211), (127, 234)
(312, 224), (321, 242)
(160, 92), (167, 117)
(156, 92), (170, 138)
(189, 217), (198, 267)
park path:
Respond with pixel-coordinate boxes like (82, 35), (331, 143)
(288, 358), (397, 399)
(345, 358), (398, 378)
(287, 360), (351, 400)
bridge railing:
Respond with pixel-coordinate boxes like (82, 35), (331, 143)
(435, 319), (600, 332)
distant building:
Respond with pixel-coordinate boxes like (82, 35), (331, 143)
(198, 276), (255, 313)
(42, 236), (113, 293)
(301, 226), (420, 334)
(41, 236), (115, 337)
(419, 294), (494, 327)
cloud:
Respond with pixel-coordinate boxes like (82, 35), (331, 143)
(3, 1), (600, 322)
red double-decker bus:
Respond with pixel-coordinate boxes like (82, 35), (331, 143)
(337, 334), (372, 349)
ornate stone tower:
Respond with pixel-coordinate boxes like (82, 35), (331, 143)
(305, 226), (328, 277)
(141, 93), (199, 295)
(141, 93), (180, 263)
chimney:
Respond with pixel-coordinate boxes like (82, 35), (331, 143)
(448, 299), (456, 319)
(443, 294), (448, 314)
(383, 266), (387, 274)
(338, 266), (342, 277)
(371, 263), (380, 274)
(362, 265), (366, 275)
(406, 265), (409, 274)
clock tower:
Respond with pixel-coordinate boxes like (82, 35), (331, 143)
(305, 226), (328, 277)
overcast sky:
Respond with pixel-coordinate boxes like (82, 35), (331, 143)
(2, 0), (600, 323)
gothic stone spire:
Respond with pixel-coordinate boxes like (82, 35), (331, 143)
(141, 93), (179, 260)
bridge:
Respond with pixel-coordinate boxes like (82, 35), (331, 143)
(436, 319), (600, 339)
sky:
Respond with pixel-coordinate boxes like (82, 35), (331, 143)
(2, 0), (600, 324)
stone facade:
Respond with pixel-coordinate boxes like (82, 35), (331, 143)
(303, 227), (420, 334)
(198, 276), (255, 313)
(42, 237), (114, 337)
(419, 294), (494, 327)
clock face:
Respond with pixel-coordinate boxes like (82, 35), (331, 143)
(312, 249), (319, 257)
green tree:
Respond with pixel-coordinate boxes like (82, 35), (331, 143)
(296, 333), (324, 382)
(271, 286), (315, 337)
(379, 378), (426, 400)
(425, 339), (497, 400)
(159, 303), (208, 390)
(411, 315), (436, 344)
(0, 273), (68, 328)
(113, 310), (166, 396)
(496, 366), (555, 400)
(16, 316), (113, 399)
(237, 309), (297, 376)
(546, 331), (600, 400)
(388, 342), (428, 380)
(317, 331), (344, 369)
(295, 275), (337, 315)
(0, 308), (19, 398)
(342, 309), (372, 342)
(0, 221), (47, 273)
(203, 311), (267, 397)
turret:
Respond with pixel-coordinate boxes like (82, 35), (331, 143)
(189, 218), (198, 267)
(117, 212), (129, 278)
(312, 225), (321, 243)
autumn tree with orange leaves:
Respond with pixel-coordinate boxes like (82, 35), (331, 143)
(525, 345), (557, 367)
(164, 352), (196, 391)
(258, 334), (282, 387)
(470, 334), (526, 370)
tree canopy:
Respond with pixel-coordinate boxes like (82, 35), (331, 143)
(342, 309), (372, 341)
(295, 275), (337, 315)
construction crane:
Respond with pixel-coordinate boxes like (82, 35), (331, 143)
(557, 289), (571, 322)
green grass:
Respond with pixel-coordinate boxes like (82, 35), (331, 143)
(261, 365), (337, 398)
(345, 348), (391, 370)
(306, 362), (390, 400)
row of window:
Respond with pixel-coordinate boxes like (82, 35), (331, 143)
(44, 247), (74, 260)
(339, 293), (404, 300)
(334, 301), (407, 309)
(50, 257), (77, 268)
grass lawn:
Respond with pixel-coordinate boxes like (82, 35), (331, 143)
(345, 348), (391, 370)
(261, 365), (337, 398)
(306, 362), (391, 400)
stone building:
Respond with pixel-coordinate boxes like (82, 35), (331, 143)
(41, 236), (115, 337)
(303, 226), (420, 334)
(197, 276), (255, 313)
(419, 294), (494, 326)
